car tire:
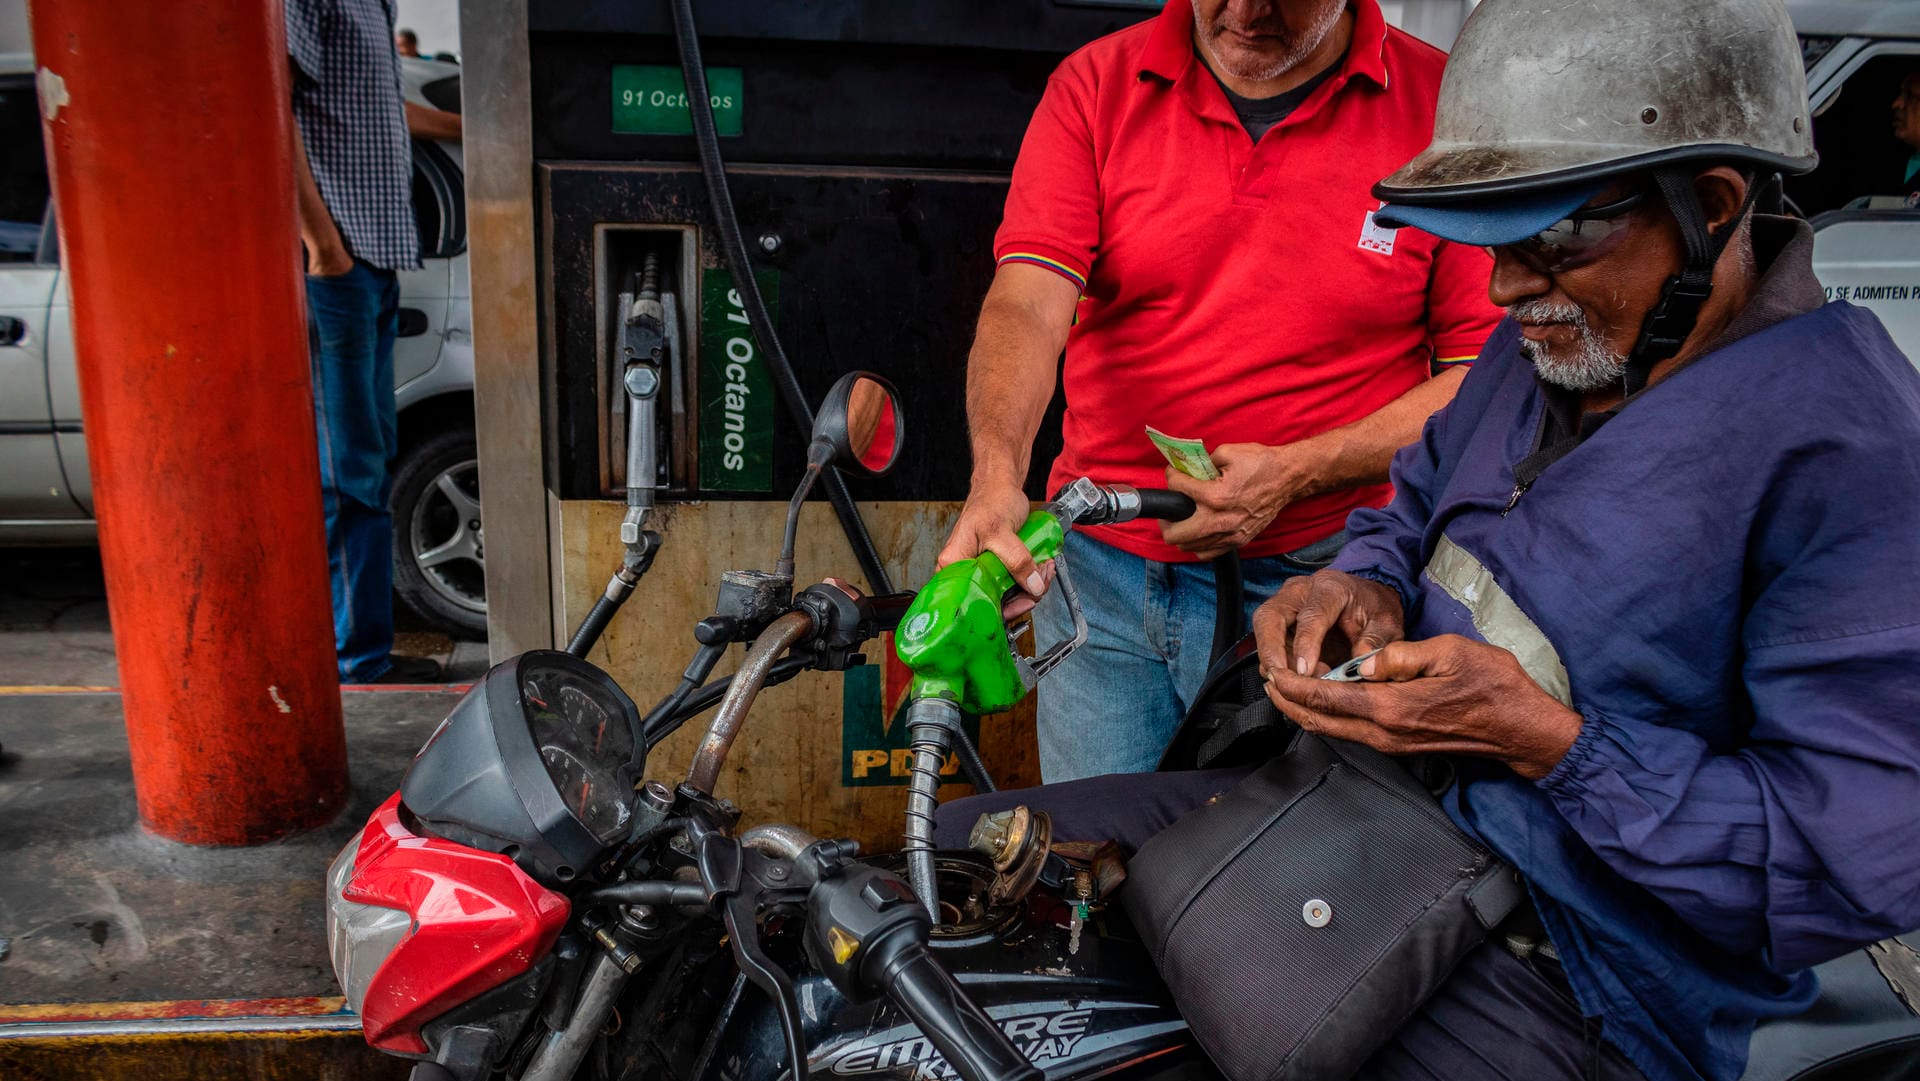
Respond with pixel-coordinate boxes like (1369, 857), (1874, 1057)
(391, 426), (488, 639)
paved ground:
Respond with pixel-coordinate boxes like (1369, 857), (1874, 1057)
(0, 548), (487, 1006)
(0, 548), (491, 690)
(0, 689), (459, 1003)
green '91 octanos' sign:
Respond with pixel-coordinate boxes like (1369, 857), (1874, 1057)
(697, 269), (776, 493)
(611, 65), (744, 136)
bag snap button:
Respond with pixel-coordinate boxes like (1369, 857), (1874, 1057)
(1302, 899), (1332, 928)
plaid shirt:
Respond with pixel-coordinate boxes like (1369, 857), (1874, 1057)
(287, 0), (420, 272)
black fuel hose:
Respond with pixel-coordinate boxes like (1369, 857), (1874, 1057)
(952, 728), (996, 794)
(565, 595), (619, 658)
(1211, 553), (1243, 664)
(668, 0), (893, 594)
(1133, 488), (1197, 522)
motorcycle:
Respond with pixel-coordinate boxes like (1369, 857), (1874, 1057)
(326, 372), (1212, 1081)
(326, 372), (1920, 1081)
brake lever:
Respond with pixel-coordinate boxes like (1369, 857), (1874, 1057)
(698, 833), (809, 1077)
(721, 892), (807, 1074)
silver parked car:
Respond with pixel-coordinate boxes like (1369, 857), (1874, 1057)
(0, 56), (486, 637)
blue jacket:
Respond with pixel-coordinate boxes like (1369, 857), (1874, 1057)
(1333, 289), (1920, 1080)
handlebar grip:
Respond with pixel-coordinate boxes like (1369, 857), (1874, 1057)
(867, 591), (918, 633)
(875, 941), (1041, 1081)
(1133, 488), (1197, 522)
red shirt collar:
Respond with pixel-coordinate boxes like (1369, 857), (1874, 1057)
(1137, 0), (1390, 91)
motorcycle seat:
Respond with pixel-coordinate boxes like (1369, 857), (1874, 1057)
(1740, 935), (1920, 1081)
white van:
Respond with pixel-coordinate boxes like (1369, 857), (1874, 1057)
(1796, 3), (1920, 360)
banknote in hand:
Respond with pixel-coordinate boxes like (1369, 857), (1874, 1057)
(1146, 426), (1220, 481)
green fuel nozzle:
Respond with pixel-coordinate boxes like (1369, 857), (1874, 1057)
(892, 479), (1186, 714)
(893, 510), (1066, 715)
(890, 480), (1182, 917)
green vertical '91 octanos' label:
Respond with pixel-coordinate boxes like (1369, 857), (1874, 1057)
(697, 269), (776, 493)
(611, 65), (743, 136)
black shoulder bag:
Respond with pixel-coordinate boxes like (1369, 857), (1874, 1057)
(1123, 689), (1525, 1081)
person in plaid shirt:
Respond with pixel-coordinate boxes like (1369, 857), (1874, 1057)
(286, 0), (460, 683)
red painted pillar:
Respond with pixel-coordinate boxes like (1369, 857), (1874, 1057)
(28, 0), (349, 843)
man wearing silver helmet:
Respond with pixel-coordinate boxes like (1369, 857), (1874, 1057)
(1257, 0), (1920, 1078)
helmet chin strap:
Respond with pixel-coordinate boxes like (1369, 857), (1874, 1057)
(1621, 167), (1763, 396)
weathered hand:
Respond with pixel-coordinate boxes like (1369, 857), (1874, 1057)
(1160, 443), (1315, 559)
(1253, 569), (1404, 678)
(937, 481), (1047, 598)
(1262, 635), (1584, 781)
(1000, 561), (1055, 621)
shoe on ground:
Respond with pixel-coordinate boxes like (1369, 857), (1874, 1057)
(367, 655), (445, 684)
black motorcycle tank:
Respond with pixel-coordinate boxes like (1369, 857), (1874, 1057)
(695, 857), (1202, 1081)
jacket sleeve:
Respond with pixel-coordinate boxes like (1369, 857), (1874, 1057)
(1538, 396), (1920, 973)
(1540, 625), (1920, 973)
(1327, 418), (1440, 615)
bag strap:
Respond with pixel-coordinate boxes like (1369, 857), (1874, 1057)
(1464, 866), (1527, 931)
(1195, 697), (1296, 769)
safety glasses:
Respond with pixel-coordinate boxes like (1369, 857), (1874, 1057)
(1489, 191), (1646, 273)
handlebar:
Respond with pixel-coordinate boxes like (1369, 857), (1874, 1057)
(871, 939), (1042, 1081)
(865, 589), (918, 633)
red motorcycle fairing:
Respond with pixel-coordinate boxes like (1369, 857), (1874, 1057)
(329, 793), (570, 1053)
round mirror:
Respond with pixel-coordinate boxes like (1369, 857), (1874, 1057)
(846, 377), (899, 472)
(813, 371), (905, 477)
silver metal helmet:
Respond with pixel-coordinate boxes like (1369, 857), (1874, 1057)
(1375, 0), (1817, 203)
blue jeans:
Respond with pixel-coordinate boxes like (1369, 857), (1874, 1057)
(307, 261), (400, 682)
(1031, 529), (1346, 781)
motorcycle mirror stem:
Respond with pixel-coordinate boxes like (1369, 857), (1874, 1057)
(775, 439), (836, 581)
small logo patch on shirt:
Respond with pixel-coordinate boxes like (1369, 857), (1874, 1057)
(1358, 210), (1398, 256)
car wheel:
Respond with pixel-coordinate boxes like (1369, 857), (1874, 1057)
(391, 427), (488, 639)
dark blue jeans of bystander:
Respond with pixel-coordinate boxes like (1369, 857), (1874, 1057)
(307, 260), (400, 682)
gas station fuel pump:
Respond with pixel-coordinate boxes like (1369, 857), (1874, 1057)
(463, 0), (1158, 846)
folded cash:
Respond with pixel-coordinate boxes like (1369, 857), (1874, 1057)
(1146, 425), (1220, 481)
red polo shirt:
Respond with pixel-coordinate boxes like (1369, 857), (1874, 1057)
(996, 0), (1499, 562)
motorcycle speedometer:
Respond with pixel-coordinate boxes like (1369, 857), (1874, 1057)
(522, 662), (636, 845)
(400, 650), (645, 883)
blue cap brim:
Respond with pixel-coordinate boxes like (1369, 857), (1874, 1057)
(1373, 182), (1609, 246)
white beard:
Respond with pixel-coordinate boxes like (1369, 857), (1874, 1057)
(1192, 0), (1345, 82)
(1509, 300), (1628, 392)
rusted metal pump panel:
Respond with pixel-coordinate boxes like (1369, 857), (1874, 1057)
(558, 499), (1042, 851)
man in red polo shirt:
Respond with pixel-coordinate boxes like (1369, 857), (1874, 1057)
(937, 0), (1500, 781)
